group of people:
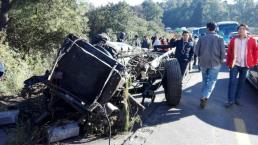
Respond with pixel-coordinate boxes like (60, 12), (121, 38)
(131, 33), (181, 50)
(143, 22), (257, 109)
(167, 22), (257, 109)
(131, 31), (198, 76)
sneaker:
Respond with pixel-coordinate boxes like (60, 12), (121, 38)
(225, 101), (234, 108)
(200, 98), (208, 109)
(235, 99), (240, 106)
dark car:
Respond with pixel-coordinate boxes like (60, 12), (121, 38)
(247, 35), (258, 89)
(248, 65), (258, 89)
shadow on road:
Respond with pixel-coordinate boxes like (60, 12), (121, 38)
(142, 77), (258, 135)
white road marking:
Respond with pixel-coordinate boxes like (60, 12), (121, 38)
(234, 118), (252, 145)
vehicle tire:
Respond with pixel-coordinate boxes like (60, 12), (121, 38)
(163, 58), (182, 106)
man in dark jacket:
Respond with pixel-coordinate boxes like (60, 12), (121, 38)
(154, 31), (194, 75)
(173, 31), (194, 75)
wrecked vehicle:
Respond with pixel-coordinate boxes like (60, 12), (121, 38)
(105, 41), (182, 105)
(20, 33), (183, 143)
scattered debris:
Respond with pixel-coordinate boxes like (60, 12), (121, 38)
(47, 122), (79, 143)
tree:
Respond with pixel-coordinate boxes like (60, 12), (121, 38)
(202, 0), (228, 23)
(87, 2), (135, 40)
(191, 1), (203, 26)
(232, 0), (256, 24)
(141, 0), (163, 22)
(87, 1), (168, 44)
(162, 0), (195, 28)
(6, 0), (89, 54)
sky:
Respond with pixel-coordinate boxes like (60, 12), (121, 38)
(81, 0), (245, 7)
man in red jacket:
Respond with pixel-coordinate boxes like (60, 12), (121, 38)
(225, 24), (258, 107)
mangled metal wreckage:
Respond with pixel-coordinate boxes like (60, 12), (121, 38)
(22, 33), (182, 143)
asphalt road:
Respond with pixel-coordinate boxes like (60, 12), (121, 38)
(65, 64), (258, 145)
(122, 65), (258, 145)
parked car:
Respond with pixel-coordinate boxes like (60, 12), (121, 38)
(229, 32), (251, 40)
(248, 65), (258, 90)
(247, 35), (258, 90)
(216, 21), (239, 47)
(192, 27), (206, 37)
(229, 32), (238, 39)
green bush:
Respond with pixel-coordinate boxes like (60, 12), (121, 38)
(7, 0), (89, 54)
(0, 31), (53, 95)
(0, 43), (30, 95)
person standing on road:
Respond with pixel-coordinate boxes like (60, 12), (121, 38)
(193, 35), (201, 71)
(194, 22), (225, 109)
(132, 35), (141, 47)
(154, 31), (194, 76)
(141, 35), (151, 49)
(225, 24), (258, 108)
(173, 31), (194, 76)
(117, 32), (126, 42)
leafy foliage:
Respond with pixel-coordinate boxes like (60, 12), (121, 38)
(0, 31), (52, 95)
(87, 2), (134, 40)
(162, 0), (258, 28)
(6, 0), (89, 54)
(0, 38), (30, 94)
(141, 0), (163, 22)
(87, 2), (168, 43)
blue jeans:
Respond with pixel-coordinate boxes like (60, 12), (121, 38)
(201, 65), (221, 98)
(228, 66), (248, 102)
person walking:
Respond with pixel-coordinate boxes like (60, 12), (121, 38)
(225, 24), (258, 108)
(193, 35), (201, 71)
(194, 22), (225, 109)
